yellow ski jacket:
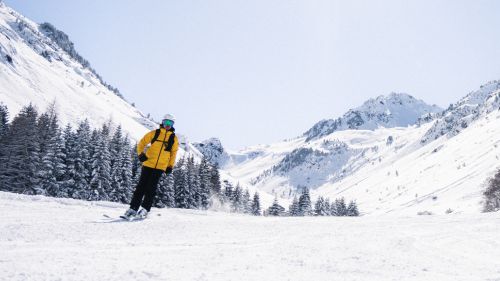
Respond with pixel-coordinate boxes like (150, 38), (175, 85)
(136, 128), (179, 171)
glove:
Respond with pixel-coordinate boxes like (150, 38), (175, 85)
(165, 167), (173, 175)
(138, 153), (148, 162)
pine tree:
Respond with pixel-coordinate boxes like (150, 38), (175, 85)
(72, 120), (92, 199)
(267, 197), (285, 216)
(0, 103), (9, 140)
(0, 104), (41, 194)
(209, 165), (222, 197)
(131, 144), (142, 186)
(61, 124), (76, 197)
(288, 196), (300, 216)
(231, 183), (243, 212)
(174, 157), (190, 208)
(346, 200), (360, 216)
(198, 157), (211, 209)
(186, 156), (200, 208)
(251, 192), (261, 216)
(109, 126), (126, 202)
(483, 168), (500, 212)
(242, 189), (252, 214)
(118, 136), (134, 203)
(314, 196), (328, 216)
(37, 106), (66, 197)
(88, 126), (111, 201)
(332, 197), (347, 216)
(298, 187), (312, 216)
(223, 180), (234, 204)
(156, 173), (175, 208)
(324, 198), (331, 216)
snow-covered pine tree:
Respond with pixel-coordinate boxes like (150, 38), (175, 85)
(332, 197), (347, 216)
(131, 144), (142, 186)
(109, 125), (123, 168)
(37, 106), (66, 197)
(0, 103), (9, 140)
(60, 124), (76, 197)
(0, 104), (41, 194)
(483, 168), (500, 212)
(117, 136), (134, 203)
(223, 180), (234, 204)
(251, 192), (261, 215)
(186, 156), (200, 208)
(198, 157), (211, 209)
(346, 200), (360, 216)
(324, 198), (331, 216)
(267, 197), (285, 216)
(109, 126), (125, 202)
(288, 196), (300, 216)
(209, 165), (222, 197)
(174, 157), (190, 208)
(298, 186), (312, 216)
(72, 120), (92, 199)
(231, 183), (243, 212)
(314, 196), (328, 216)
(38, 117), (66, 197)
(88, 126), (111, 201)
(155, 172), (175, 208)
(242, 189), (252, 214)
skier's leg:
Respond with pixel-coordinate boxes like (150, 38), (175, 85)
(141, 169), (163, 212)
(129, 166), (153, 211)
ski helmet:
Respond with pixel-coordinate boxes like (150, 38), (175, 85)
(162, 113), (176, 127)
(162, 113), (176, 122)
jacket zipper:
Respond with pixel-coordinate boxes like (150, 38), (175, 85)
(154, 130), (168, 169)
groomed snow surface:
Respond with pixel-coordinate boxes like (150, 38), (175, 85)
(1, 192), (499, 281)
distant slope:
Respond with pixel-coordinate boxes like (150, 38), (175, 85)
(221, 87), (500, 215)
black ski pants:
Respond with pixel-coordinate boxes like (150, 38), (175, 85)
(130, 166), (163, 212)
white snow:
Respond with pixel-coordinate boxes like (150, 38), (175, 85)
(1, 192), (500, 281)
(223, 110), (500, 214)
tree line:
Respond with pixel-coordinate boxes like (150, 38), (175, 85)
(0, 103), (262, 214)
(0, 103), (361, 217)
(266, 187), (359, 216)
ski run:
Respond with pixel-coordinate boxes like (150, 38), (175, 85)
(1, 192), (500, 281)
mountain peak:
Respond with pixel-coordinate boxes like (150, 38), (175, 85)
(304, 93), (442, 141)
(193, 138), (229, 167)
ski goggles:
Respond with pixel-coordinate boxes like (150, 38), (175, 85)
(162, 119), (174, 127)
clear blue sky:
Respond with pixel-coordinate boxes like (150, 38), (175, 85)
(5, 0), (500, 149)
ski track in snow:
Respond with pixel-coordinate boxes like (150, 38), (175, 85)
(1, 192), (500, 281)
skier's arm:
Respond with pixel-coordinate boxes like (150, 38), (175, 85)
(168, 135), (179, 169)
(136, 130), (155, 156)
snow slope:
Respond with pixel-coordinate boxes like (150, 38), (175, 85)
(0, 2), (207, 160)
(1, 192), (500, 281)
(0, 3), (154, 140)
(221, 88), (500, 215)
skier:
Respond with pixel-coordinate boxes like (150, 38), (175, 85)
(122, 114), (179, 219)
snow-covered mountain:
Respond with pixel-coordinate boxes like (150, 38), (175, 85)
(304, 93), (442, 141)
(0, 2), (154, 140)
(0, 2), (209, 160)
(192, 138), (230, 168)
(214, 86), (500, 215)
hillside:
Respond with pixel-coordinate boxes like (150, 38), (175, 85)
(0, 2), (154, 140)
(216, 87), (500, 215)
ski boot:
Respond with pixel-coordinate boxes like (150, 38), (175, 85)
(137, 208), (148, 219)
(121, 208), (137, 220)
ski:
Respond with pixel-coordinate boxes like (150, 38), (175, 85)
(101, 214), (148, 222)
